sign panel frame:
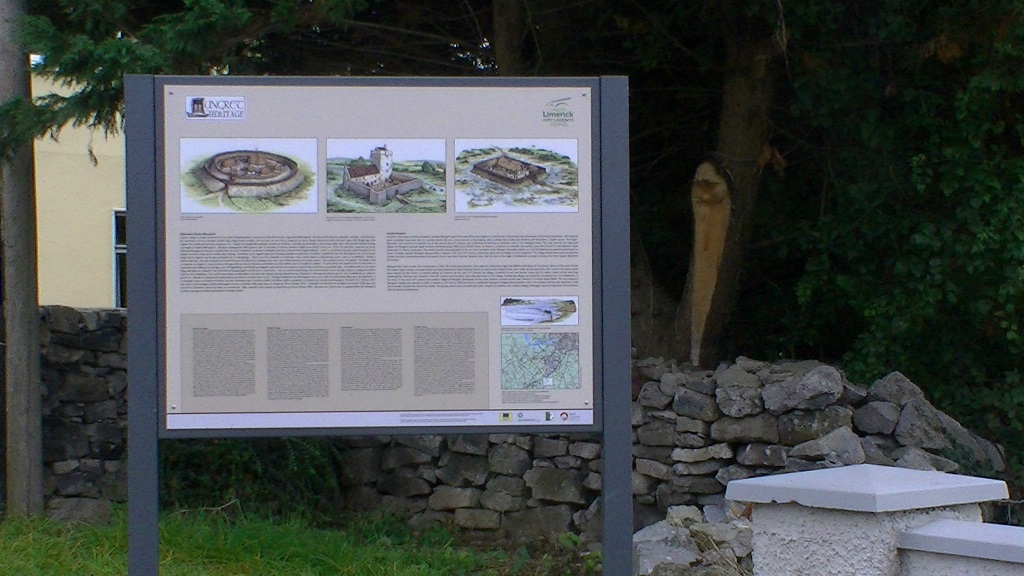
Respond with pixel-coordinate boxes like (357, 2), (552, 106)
(134, 75), (616, 438)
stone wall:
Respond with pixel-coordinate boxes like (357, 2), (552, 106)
(40, 305), (128, 522)
(35, 306), (1006, 536)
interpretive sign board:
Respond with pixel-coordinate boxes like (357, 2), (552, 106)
(127, 75), (630, 575)
(128, 76), (626, 436)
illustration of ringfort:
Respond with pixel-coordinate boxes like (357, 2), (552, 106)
(185, 149), (314, 211)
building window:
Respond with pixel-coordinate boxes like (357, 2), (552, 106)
(114, 209), (126, 307)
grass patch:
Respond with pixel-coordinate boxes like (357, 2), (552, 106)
(0, 509), (602, 575)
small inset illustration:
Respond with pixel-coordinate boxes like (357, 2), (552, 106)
(326, 139), (446, 213)
(501, 332), (580, 390)
(455, 139), (579, 213)
(500, 296), (579, 326)
(180, 138), (317, 213)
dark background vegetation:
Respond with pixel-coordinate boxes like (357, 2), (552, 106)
(5, 0), (1022, 503)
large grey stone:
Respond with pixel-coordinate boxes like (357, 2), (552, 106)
(735, 443), (788, 467)
(446, 434), (490, 455)
(428, 486), (481, 510)
(676, 416), (710, 435)
(381, 446), (433, 470)
(715, 464), (758, 485)
(892, 446), (959, 472)
(485, 475), (525, 496)
(638, 381), (674, 409)
(554, 455), (583, 469)
(867, 371), (927, 405)
(502, 505), (574, 541)
(860, 437), (897, 466)
(713, 364), (761, 388)
(665, 505), (703, 528)
(633, 471), (658, 495)
(524, 467), (586, 503)
(674, 433), (709, 448)
(672, 459), (729, 476)
(734, 356), (769, 372)
(638, 358), (671, 381)
(840, 381), (869, 406)
(395, 435), (444, 457)
(689, 522), (753, 558)
(778, 406), (853, 446)
(569, 441), (602, 459)
(634, 445), (676, 463)
(789, 427), (865, 465)
(436, 452), (489, 486)
(488, 443), (531, 476)
(762, 366), (845, 414)
(709, 413), (779, 444)
(454, 508), (500, 529)
(46, 497), (112, 524)
(715, 385), (764, 418)
(656, 484), (696, 508)
(637, 458), (673, 480)
(533, 436), (569, 458)
(57, 372), (109, 403)
(894, 399), (991, 465)
(672, 388), (720, 422)
(671, 443), (733, 463)
(377, 470), (431, 497)
(669, 475), (724, 494)
(854, 401), (901, 435)
(632, 520), (699, 576)
(638, 420), (677, 446)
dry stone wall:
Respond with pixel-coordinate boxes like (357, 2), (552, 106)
(36, 306), (1006, 538)
(40, 306), (128, 523)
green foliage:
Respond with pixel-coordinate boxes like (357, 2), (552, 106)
(0, 509), (516, 575)
(731, 0), (1024, 485)
(1, 0), (368, 157)
(159, 437), (346, 521)
(13, 0), (1024, 496)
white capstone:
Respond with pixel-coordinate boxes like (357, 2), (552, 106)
(898, 519), (1024, 565)
(725, 463), (1007, 512)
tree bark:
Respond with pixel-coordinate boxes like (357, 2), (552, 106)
(492, 0), (527, 75)
(630, 228), (677, 359)
(0, 0), (44, 516)
(678, 7), (778, 368)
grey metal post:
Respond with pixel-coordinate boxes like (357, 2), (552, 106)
(125, 74), (161, 575)
(600, 76), (632, 576)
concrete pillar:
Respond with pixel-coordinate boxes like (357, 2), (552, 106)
(724, 464), (1008, 576)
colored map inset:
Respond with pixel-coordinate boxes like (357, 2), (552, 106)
(500, 333), (580, 390)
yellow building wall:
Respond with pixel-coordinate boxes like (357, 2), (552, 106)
(32, 76), (126, 308)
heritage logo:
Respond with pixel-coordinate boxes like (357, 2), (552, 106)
(185, 96), (246, 120)
(542, 96), (574, 127)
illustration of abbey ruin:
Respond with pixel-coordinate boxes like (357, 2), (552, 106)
(454, 141), (579, 212)
(342, 146), (424, 206)
(471, 155), (547, 187)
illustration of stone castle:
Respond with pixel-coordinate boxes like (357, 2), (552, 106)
(342, 146), (423, 205)
(471, 154), (547, 187)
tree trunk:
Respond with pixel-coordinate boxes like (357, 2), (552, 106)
(630, 228), (677, 359)
(678, 8), (778, 368)
(0, 0), (44, 516)
(492, 0), (527, 75)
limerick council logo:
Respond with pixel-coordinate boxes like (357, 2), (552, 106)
(542, 97), (574, 126)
